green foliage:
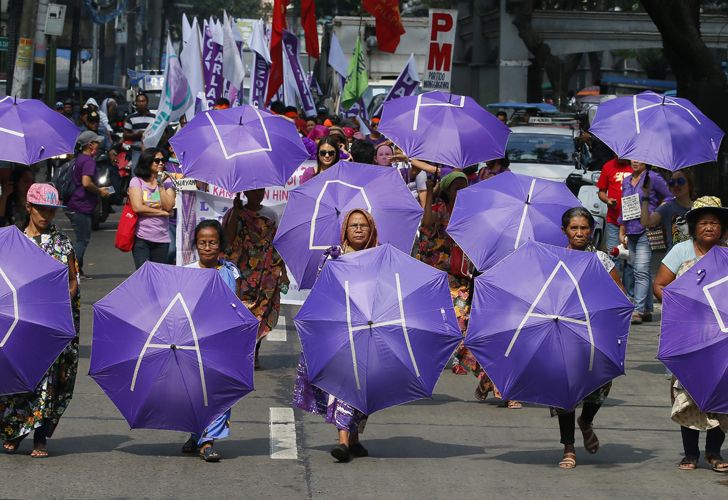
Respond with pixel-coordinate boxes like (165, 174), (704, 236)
(315, 0), (361, 20)
(182, 0), (263, 20)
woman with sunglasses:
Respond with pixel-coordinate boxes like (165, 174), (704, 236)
(639, 169), (695, 252)
(300, 137), (341, 184)
(128, 147), (176, 269)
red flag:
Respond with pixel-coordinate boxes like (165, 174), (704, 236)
(363, 0), (406, 53)
(266, 0), (289, 104)
(301, 0), (319, 59)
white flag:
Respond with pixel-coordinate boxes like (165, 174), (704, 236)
(248, 19), (271, 63)
(328, 32), (349, 78)
(181, 16), (205, 121)
(222, 13), (245, 91)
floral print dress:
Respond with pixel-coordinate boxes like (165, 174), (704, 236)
(226, 207), (289, 339)
(0, 224), (80, 440)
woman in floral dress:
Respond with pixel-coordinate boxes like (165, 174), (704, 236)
(1, 184), (80, 458)
(223, 188), (289, 369)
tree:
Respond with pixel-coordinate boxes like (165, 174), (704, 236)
(641, 0), (728, 199)
(506, 0), (583, 108)
(183, 0), (263, 21)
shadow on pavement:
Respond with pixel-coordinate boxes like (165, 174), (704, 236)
(117, 437), (269, 458)
(405, 394), (462, 406)
(45, 434), (132, 455)
(631, 362), (668, 375)
(313, 436), (484, 459)
(492, 443), (656, 467)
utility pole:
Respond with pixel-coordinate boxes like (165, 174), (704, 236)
(32, 0), (50, 99)
(10, 0), (39, 98)
(68, 0), (81, 96)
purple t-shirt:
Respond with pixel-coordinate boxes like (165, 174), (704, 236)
(129, 177), (172, 243)
(67, 153), (98, 215)
(619, 170), (672, 235)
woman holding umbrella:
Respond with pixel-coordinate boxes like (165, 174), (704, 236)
(1, 183), (79, 458)
(223, 189), (289, 370)
(300, 137), (341, 184)
(653, 196), (728, 472)
(293, 208), (378, 463)
(181, 220), (240, 462)
(556, 206), (626, 469)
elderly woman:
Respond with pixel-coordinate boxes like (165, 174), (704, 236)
(556, 207), (626, 469)
(293, 209), (378, 463)
(1, 184), (80, 458)
(653, 196), (728, 473)
(181, 220), (240, 462)
(223, 189), (289, 369)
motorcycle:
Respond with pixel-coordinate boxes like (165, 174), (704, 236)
(92, 153), (115, 230)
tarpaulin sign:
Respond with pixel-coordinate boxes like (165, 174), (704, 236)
(422, 9), (458, 91)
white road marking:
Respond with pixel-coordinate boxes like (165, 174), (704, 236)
(269, 407), (297, 459)
(266, 317), (287, 342)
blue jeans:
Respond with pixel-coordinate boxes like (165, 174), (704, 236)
(627, 232), (652, 314)
(606, 223), (634, 297)
(132, 238), (169, 269)
(64, 210), (92, 271)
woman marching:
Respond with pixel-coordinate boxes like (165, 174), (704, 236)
(0, 184), (80, 458)
(293, 209), (378, 463)
(556, 207), (626, 469)
(181, 220), (240, 462)
(223, 189), (289, 369)
(653, 197), (728, 473)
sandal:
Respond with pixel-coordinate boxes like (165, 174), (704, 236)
(30, 448), (49, 458)
(474, 379), (493, 401)
(705, 454), (728, 473)
(452, 364), (467, 375)
(3, 435), (26, 454)
(182, 437), (198, 454)
(678, 456), (698, 470)
(506, 400), (523, 409)
(578, 417), (599, 454)
(199, 445), (221, 462)
(558, 452), (576, 469)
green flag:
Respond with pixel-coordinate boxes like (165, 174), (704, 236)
(341, 37), (368, 110)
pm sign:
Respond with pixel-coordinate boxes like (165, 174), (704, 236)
(422, 9), (458, 91)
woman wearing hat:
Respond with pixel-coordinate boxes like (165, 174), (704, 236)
(1, 184), (80, 458)
(653, 196), (728, 472)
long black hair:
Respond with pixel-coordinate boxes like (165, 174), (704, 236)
(316, 136), (341, 173)
(134, 147), (164, 180)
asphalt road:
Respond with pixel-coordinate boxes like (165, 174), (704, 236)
(2, 213), (727, 500)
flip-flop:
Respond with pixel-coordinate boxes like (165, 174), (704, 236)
(30, 448), (49, 458)
(559, 452), (576, 469)
(199, 445), (221, 462)
(578, 417), (600, 454)
(3, 435), (27, 454)
(705, 454), (728, 473)
(678, 456), (698, 470)
(506, 400), (523, 409)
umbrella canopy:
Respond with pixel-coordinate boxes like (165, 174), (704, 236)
(0, 226), (75, 395)
(90, 262), (259, 434)
(295, 244), (462, 414)
(273, 162), (423, 289)
(465, 241), (633, 410)
(0, 96), (79, 165)
(588, 91), (724, 171)
(169, 105), (309, 192)
(658, 246), (728, 413)
(447, 171), (580, 272)
(378, 91), (511, 168)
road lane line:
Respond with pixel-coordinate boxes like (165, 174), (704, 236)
(266, 317), (287, 342)
(269, 407), (297, 459)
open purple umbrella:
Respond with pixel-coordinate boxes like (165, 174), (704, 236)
(447, 171), (580, 272)
(589, 91), (724, 171)
(273, 162), (423, 289)
(378, 91), (511, 168)
(295, 244), (462, 414)
(0, 96), (79, 165)
(659, 246), (728, 413)
(465, 241), (633, 410)
(90, 262), (259, 434)
(0, 226), (75, 395)
(169, 105), (309, 192)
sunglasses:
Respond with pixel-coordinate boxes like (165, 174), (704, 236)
(152, 157), (165, 164)
(668, 177), (687, 187)
(319, 150), (336, 157)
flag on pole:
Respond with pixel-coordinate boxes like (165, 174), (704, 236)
(282, 30), (317, 117)
(363, 0), (406, 53)
(223, 13), (245, 97)
(266, 0), (289, 104)
(301, 0), (319, 59)
(181, 15), (205, 121)
(328, 32), (349, 79)
(341, 37), (368, 110)
(203, 20), (224, 108)
(143, 36), (191, 148)
(374, 54), (420, 116)
(248, 19), (271, 108)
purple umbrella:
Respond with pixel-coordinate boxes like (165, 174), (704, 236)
(0, 226), (75, 395)
(465, 241), (633, 410)
(447, 171), (580, 272)
(659, 246), (728, 413)
(169, 105), (309, 192)
(273, 162), (423, 289)
(589, 91), (724, 171)
(295, 244), (462, 414)
(378, 91), (511, 168)
(90, 262), (259, 434)
(0, 96), (79, 165)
